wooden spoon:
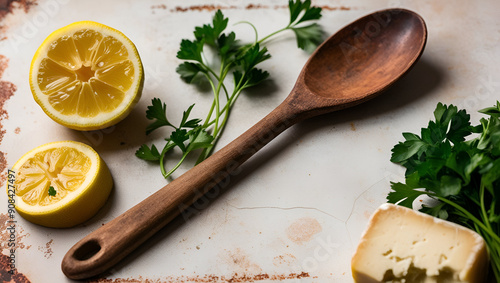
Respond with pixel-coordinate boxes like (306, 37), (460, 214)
(62, 8), (427, 279)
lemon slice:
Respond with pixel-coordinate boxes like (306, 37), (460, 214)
(30, 21), (144, 131)
(9, 141), (113, 228)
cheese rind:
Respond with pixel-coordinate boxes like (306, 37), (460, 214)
(351, 203), (489, 283)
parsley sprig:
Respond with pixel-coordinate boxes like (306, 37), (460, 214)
(389, 101), (500, 280)
(136, 0), (323, 178)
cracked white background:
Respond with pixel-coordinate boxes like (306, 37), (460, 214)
(1, 0), (499, 282)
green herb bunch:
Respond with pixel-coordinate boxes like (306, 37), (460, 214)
(389, 101), (500, 280)
(136, 0), (324, 178)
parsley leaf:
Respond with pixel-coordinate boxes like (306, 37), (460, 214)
(194, 9), (228, 46)
(390, 138), (427, 163)
(137, 101), (207, 177)
(187, 128), (214, 152)
(437, 175), (462, 197)
(217, 32), (239, 57)
(177, 39), (204, 62)
(180, 104), (202, 128)
(479, 101), (500, 118)
(145, 98), (172, 135)
(420, 202), (448, 219)
(447, 109), (471, 143)
(238, 43), (271, 72)
(176, 62), (206, 83)
(48, 186), (57, 197)
(291, 23), (324, 53)
(387, 182), (428, 208)
(135, 144), (161, 161)
(289, 0), (321, 24)
(286, 0), (324, 52)
(239, 68), (270, 89)
(289, 0), (306, 24)
(169, 129), (189, 153)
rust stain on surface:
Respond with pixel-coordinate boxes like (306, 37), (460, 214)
(0, 253), (31, 283)
(221, 248), (262, 274)
(0, 214), (30, 251)
(0, 0), (36, 15)
(0, 151), (6, 183)
(350, 122), (356, 131)
(272, 253), (297, 267)
(0, 54), (8, 77)
(0, 80), (16, 124)
(320, 5), (352, 11)
(0, 0), (37, 35)
(167, 4), (354, 13)
(0, 213), (31, 282)
(171, 5), (237, 13)
(245, 4), (269, 9)
(151, 4), (166, 10)
(286, 217), (322, 244)
(38, 239), (53, 258)
(0, 54), (16, 188)
(89, 272), (310, 283)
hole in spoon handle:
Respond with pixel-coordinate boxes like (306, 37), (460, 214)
(72, 239), (101, 261)
(62, 236), (106, 280)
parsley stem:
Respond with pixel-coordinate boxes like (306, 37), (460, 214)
(220, 61), (234, 101)
(201, 62), (221, 82)
(201, 83), (242, 130)
(160, 142), (176, 178)
(440, 196), (500, 281)
(214, 84), (221, 133)
(213, 66), (229, 135)
(477, 225), (500, 280)
(203, 72), (219, 130)
(437, 196), (500, 244)
(197, 108), (230, 164)
(203, 100), (216, 128)
(164, 152), (189, 178)
(235, 21), (259, 43)
(201, 70), (230, 129)
(237, 24), (290, 56)
(195, 61), (233, 164)
(196, 76), (245, 164)
(480, 182), (493, 232)
(257, 26), (290, 45)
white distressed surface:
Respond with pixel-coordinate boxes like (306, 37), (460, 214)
(0, 0), (499, 282)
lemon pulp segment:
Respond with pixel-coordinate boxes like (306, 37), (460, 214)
(38, 30), (133, 117)
(15, 147), (90, 206)
(30, 22), (143, 131)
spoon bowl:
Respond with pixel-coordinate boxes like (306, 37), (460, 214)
(62, 8), (427, 279)
(295, 8), (426, 113)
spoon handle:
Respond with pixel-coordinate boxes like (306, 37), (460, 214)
(61, 97), (303, 280)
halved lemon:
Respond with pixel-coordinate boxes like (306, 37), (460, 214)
(29, 21), (144, 131)
(9, 141), (113, 228)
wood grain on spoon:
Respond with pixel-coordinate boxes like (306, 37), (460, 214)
(61, 8), (427, 279)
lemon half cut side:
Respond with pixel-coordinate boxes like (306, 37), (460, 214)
(10, 141), (113, 228)
(30, 21), (144, 131)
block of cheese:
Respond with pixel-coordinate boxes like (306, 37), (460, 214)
(351, 203), (489, 283)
